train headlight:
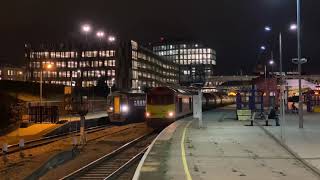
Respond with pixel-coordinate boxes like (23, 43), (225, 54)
(168, 111), (174, 117)
(146, 112), (150, 117)
(121, 105), (129, 113)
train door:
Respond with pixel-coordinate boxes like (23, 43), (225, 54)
(189, 97), (192, 110)
(178, 98), (183, 113)
(114, 96), (120, 114)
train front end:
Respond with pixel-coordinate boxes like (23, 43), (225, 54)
(146, 87), (176, 128)
(107, 91), (146, 124)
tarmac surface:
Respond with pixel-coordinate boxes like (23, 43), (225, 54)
(135, 106), (319, 180)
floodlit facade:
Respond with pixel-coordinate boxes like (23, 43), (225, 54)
(0, 64), (26, 81)
(152, 41), (216, 85)
(25, 40), (178, 90)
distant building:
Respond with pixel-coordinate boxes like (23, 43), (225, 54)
(25, 40), (178, 91)
(151, 40), (216, 85)
(0, 64), (26, 81)
(205, 75), (257, 93)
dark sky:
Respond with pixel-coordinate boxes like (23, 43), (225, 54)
(0, 0), (320, 74)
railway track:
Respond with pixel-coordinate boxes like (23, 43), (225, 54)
(61, 132), (157, 180)
(1, 124), (113, 156)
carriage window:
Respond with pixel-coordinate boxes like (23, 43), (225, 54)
(134, 99), (146, 107)
(147, 94), (174, 105)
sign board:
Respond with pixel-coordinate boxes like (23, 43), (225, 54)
(64, 86), (72, 95)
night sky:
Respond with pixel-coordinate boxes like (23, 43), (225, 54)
(0, 0), (319, 74)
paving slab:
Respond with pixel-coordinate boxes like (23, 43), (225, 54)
(136, 106), (319, 180)
(263, 112), (320, 170)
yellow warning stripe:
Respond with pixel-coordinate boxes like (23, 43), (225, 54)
(181, 121), (193, 180)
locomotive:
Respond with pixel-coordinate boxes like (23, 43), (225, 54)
(145, 87), (234, 128)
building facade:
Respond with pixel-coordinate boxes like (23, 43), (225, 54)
(0, 64), (26, 81)
(151, 41), (216, 85)
(25, 40), (178, 91)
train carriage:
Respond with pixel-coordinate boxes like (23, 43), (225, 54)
(145, 87), (193, 128)
(107, 91), (146, 124)
(146, 87), (235, 129)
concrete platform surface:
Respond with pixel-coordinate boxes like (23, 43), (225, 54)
(263, 112), (320, 171)
(59, 111), (108, 122)
(135, 106), (319, 180)
(6, 124), (58, 137)
(0, 111), (108, 145)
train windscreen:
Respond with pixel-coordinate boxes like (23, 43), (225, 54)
(147, 94), (174, 105)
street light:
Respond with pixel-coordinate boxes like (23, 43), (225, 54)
(96, 31), (105, 48)
(78, 24), (93, 146)
(40, 63), (54, 105)
(260, 46), (266, 51)
(46, 64), (53, 69)
(290, 24), (297, 31)
(107, 78), (115, 96)
(264, 26), (272, 32)
(81, 24), (91, 41)
(96, 31), (105, 38)
(269, 60), (274, 65)
(82, 24), (91, 33)
(262, 23), (299, 140)
(108, 36), (116, 42)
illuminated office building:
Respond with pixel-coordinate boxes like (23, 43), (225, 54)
(25, 40), (178, 90)
(0, 64), (26, 81)
(152, 41), (216, 85)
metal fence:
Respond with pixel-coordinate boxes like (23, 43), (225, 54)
(25, 100), (107, 123)
(28, 105), (59, 123)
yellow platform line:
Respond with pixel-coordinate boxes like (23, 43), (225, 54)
(181, 120), (193, 180)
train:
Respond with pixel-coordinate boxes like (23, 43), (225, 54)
(106, 87), (234, 128)
(106, 91), (146, 124)
(145, 87), (235, 128)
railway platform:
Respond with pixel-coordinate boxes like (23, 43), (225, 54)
(0, 111), (108, 145)
(134, 106), (320, 180)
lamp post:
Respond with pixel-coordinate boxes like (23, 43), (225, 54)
(108, 36), (116, 42)
(96, 31), (105, 39)
(269, 59), (275, 74)
(82, 24), (91, 42)
(78, 24), (91, 146)
(107, 78), (115, 96)
(263, 24), (299, 140)
(40, 63), (54, 105)
(296, 0), (304, 128)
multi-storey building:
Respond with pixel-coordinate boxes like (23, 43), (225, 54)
(151, 40), (216, 85)
(25, 40), (178, 91)
(0, 64), (26, 81)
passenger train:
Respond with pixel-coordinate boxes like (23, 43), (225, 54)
(145, 87), (234, 128)
(107, 91), (146, 124)
(106, 87), (234, 127)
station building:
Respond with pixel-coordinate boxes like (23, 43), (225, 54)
(0, 64), (26, 81)
(151, 40), (216, 85)
(25, 40), (179, 91)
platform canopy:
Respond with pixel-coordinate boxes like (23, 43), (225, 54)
(286, 79), (318, 90)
